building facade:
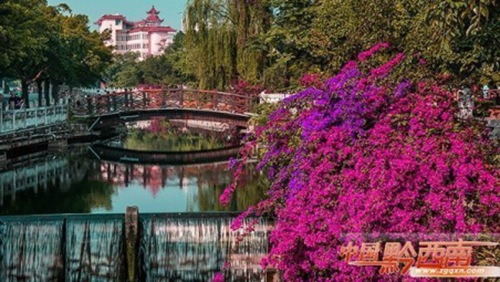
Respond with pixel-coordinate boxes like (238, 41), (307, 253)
(96, 6), (176, 60)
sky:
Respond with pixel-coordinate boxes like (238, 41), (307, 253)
(47, 0), (188, 31)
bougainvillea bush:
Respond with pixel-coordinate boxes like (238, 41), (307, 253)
(220, 44), (499, 281)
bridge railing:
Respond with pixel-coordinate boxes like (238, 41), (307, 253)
(0, 100), (69, 134)
(72, 89), (253, 116)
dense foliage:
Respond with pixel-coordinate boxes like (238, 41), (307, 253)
(182, 0), (498, 91)
(183, 0), (271, 89)
(0, 0), (112, 106)
(221, 45), (499, 280)
(104, 32), (194, 87)
(124, 119), (226, 152)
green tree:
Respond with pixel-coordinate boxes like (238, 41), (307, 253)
(164, 31), (197, 86)
(103, 52), (141, 87)
(0, 0), (51, 106)
(0, 1), (112, 106)
(45, 7), (112, 101)
(424, 0), (499, 84)
(183, 0), (271, 89)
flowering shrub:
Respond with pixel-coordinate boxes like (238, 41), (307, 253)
(298, 73), (323, 89)
(230, 79), (265, 97)
(219, 43), (499, 281)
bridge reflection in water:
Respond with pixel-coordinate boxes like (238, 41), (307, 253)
(0, 150), (265, 214)
(0, 148), (270, 281)
(0, 213), (270, 281)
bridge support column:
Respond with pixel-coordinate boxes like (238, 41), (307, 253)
(125, 206), (139, 282)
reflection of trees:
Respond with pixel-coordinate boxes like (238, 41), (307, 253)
(94, 161), (268, 211)
(124, 128), (226, 152)
(191, 164), (269, 212)
(0, 156), (114, 215)
(95, 162), (232, 197)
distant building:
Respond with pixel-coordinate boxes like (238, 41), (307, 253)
(96, 6), (176, 60)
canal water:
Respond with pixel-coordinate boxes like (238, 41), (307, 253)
(0, 121), (267, 215)
(0, 123), (270, 281)
(0, 148), (266, 216)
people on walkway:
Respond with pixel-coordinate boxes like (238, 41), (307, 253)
(8, 92), (23, 109)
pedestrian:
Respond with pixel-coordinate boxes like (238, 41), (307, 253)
(14, 93), (22, 109)
(8, 92), (16, 109)
(0, 93), (4, 111)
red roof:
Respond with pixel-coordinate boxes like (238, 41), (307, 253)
(96, 6), (174, 32)
(147, 6), (159, 15)
(145, 5), (162, 23)
(95, 14), (126, 25)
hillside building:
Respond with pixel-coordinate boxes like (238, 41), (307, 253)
(95, 6), (176, 60)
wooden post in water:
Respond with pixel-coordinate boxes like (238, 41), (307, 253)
(125, 206), (139, 282)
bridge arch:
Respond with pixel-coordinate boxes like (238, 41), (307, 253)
(72, 89), (253, 130)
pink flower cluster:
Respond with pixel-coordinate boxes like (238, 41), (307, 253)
(298, 73), (323, 89)
(357, 42), (390, 61)
(221, 44), (499, 281)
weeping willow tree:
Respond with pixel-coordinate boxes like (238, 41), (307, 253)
(184, 0), (271, 89)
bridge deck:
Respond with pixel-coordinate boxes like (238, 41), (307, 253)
(73, 89), (253, 116)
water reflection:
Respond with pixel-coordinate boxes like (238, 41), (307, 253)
(0, 149), (267, 215)
(110, 119), (237, 152)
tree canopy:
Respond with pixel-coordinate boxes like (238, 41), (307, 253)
(181, 0), (499, 91)
(0, 0), (112, 106)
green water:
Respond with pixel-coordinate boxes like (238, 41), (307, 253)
(124, 129), (226, 151)
(0, 150), (267, 215)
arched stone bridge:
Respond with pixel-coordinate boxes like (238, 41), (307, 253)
(72, 89), (254, 130)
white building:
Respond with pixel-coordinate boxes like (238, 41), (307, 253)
(96, 6), (176, 61)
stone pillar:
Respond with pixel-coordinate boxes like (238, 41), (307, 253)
(125, 206), (139, 282)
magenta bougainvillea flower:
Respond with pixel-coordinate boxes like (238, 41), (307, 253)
(219, 44), (499, 281)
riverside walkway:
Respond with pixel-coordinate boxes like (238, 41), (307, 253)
(0, 99), (69, 135)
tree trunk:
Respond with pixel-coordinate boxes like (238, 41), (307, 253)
(52, 83), (59, 104)
(36, 79), (43, 107)
(21, 79), (29, 108)
(44, 80), (51, 106)
(3, 79), (9, 94)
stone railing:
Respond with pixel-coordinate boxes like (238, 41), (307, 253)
(0, 99), (69, 134)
